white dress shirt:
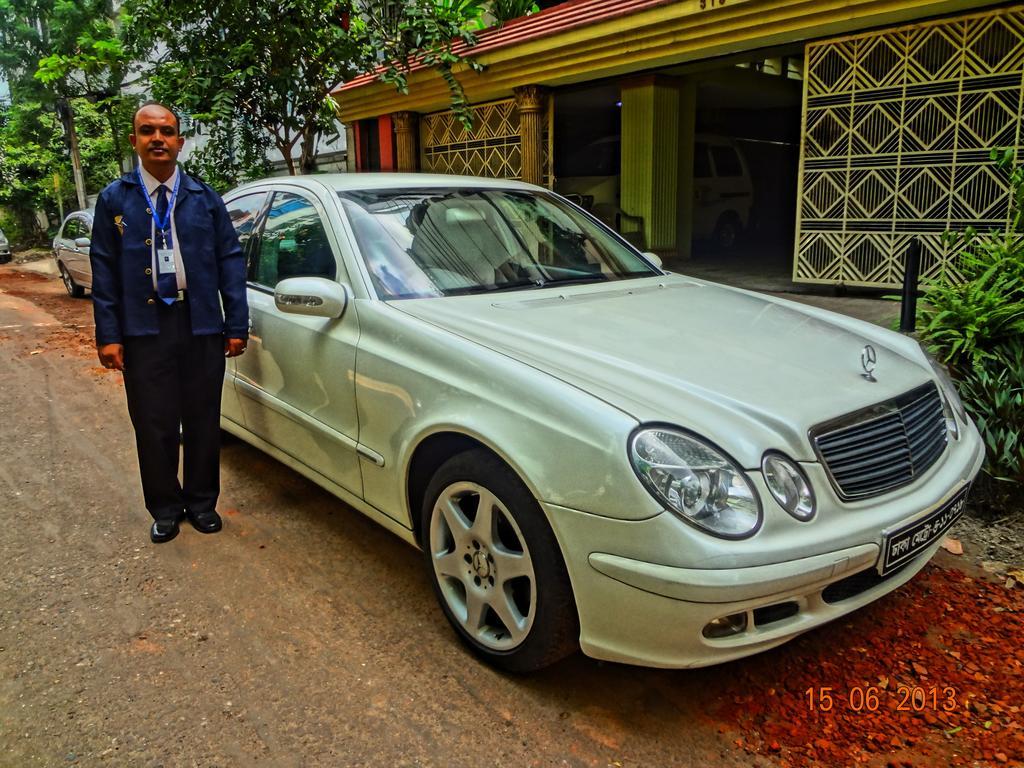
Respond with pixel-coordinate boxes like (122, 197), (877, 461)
(137, 164), (187, 291)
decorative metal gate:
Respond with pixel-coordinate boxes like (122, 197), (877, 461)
(795, 6), (1024, 287)
(421, 98), (523, 178)
(419, 98), (551, 183)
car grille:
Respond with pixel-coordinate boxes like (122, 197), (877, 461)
(811, 382), (947, 501)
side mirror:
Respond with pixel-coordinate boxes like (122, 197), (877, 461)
(274, 277), (349, 319)
(74, 237), (91, 248)
(642, 251), (663, 269)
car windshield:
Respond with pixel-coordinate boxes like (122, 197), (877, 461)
(336, 188), (659, 300)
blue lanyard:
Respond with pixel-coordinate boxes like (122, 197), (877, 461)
(136, 166), (180, 238)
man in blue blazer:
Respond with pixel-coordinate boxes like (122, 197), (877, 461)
(90, 101), (249, 543)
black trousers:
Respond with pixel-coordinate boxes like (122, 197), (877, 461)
(123, 300), (226, 522)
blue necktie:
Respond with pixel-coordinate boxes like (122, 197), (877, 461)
(155, 185), (177, 304)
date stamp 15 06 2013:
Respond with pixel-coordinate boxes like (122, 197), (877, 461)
(806, 686), (959, 713)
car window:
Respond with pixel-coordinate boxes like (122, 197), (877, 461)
(81, 217), (92, 237)
(710, 146), (743, 178)
(63, 218), (81, 239)
(337, 188), (659, 300)
(694, 143), (711, 179)
(226, 192), (268, 268)
(250, 191), (337, 288)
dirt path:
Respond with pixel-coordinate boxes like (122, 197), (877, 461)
(0, 265), (1020, 768)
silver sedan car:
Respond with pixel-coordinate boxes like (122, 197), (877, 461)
(218, 174), (983, 672)
(0, 226), (11, 263)
(53, 210), (94, 297)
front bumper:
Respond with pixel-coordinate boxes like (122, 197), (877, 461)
(544, 426), (984, 668)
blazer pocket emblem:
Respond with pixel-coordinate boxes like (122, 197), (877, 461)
(114, 215), (126, 236)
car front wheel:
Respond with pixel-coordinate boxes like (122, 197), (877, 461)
(421, 449), (578, 672)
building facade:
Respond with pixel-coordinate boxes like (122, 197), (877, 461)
(333, 0), (1024, 287)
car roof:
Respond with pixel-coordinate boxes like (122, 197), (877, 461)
(226, 172), (544, 198)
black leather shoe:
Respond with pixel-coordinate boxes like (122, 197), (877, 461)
(186, 509), (222, 534)
(150, 518), (180, 543)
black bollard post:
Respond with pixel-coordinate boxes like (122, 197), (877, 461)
(899, 237), (921, 333)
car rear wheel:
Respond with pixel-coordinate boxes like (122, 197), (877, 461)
(58, 263), (85, 298)
(713, 212), (742, 253)
(421, 449), (578, 672)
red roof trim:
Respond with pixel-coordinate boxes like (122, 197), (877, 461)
(336, 0), (675, 93)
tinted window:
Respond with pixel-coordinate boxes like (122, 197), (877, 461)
(251, 192), (337, 287)
(338, 188), (658, 300)
(693, 143), (711, 179)
(226, 192), (268, 270)
(710, 146), (743, 177)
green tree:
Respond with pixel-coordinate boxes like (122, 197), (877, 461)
(181, 119), (273, 193)
(124, 0), (488, 175)
(1, 0), (138, 241)
(33, 0), (137, 173)
(0, 97), (116, 243)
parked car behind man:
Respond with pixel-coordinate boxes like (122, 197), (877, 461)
(0, 226), (12, 263)
(52, 210), (94, 297)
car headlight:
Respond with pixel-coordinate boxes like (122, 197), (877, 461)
(924, 353), (966, 439)
(761, 453), (816, 521)
(629, 427), (762, 539)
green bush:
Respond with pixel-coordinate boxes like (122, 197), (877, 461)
(917, 149), (1024, 491)
(955, 338), (1024, 486)
(0, 209), (39, 250)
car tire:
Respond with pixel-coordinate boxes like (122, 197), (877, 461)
(58, 263), (85, 298)
(420, 448), (579, 673)
(713, 212), (742, 253)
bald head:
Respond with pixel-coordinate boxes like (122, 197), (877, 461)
(133, 101), (180, 133)
(130, 102), (184, 182)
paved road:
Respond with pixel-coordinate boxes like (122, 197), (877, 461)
(0, 267), (768, 767)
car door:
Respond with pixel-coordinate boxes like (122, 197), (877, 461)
(234, 186), (363, 497)
(221, 190), (271, 432)
(692, 142), (715, 239)
(57, 216), (82, 278)
(708, 142), (752, 224)
(65, 215), (93, 283)
(77, 215), (94, 288)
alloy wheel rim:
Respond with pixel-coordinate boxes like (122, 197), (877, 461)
(429, 481), (536, 651)
(61, 267), (73, 294)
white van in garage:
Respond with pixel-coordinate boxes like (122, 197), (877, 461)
(693, 135), (754, 252)
(555, 133), (753, 252)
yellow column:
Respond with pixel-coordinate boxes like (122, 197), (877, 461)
(344, 124), (356, 173)
(677, 80), (696, 261)
(620, 76), (680, 254)
(514, 85), (547, 186)
(392, 111), (419, 172)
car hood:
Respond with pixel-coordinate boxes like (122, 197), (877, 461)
(393, 275), (933, 465)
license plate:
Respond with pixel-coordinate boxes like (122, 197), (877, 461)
(879, 486), (969, 576)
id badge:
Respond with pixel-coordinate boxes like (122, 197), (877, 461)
(157, 248), (176, 275)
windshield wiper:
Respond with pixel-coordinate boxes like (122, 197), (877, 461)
(439, 273), (614, 297)
(536, 274), (609, 287)
(442, 278), (542, 296)
(489, 278), (545, 292)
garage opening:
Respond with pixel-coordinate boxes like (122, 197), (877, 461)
(689, 57), (803, 285)
(551, 83), (626, 238)
(551, 50), (804, 289)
